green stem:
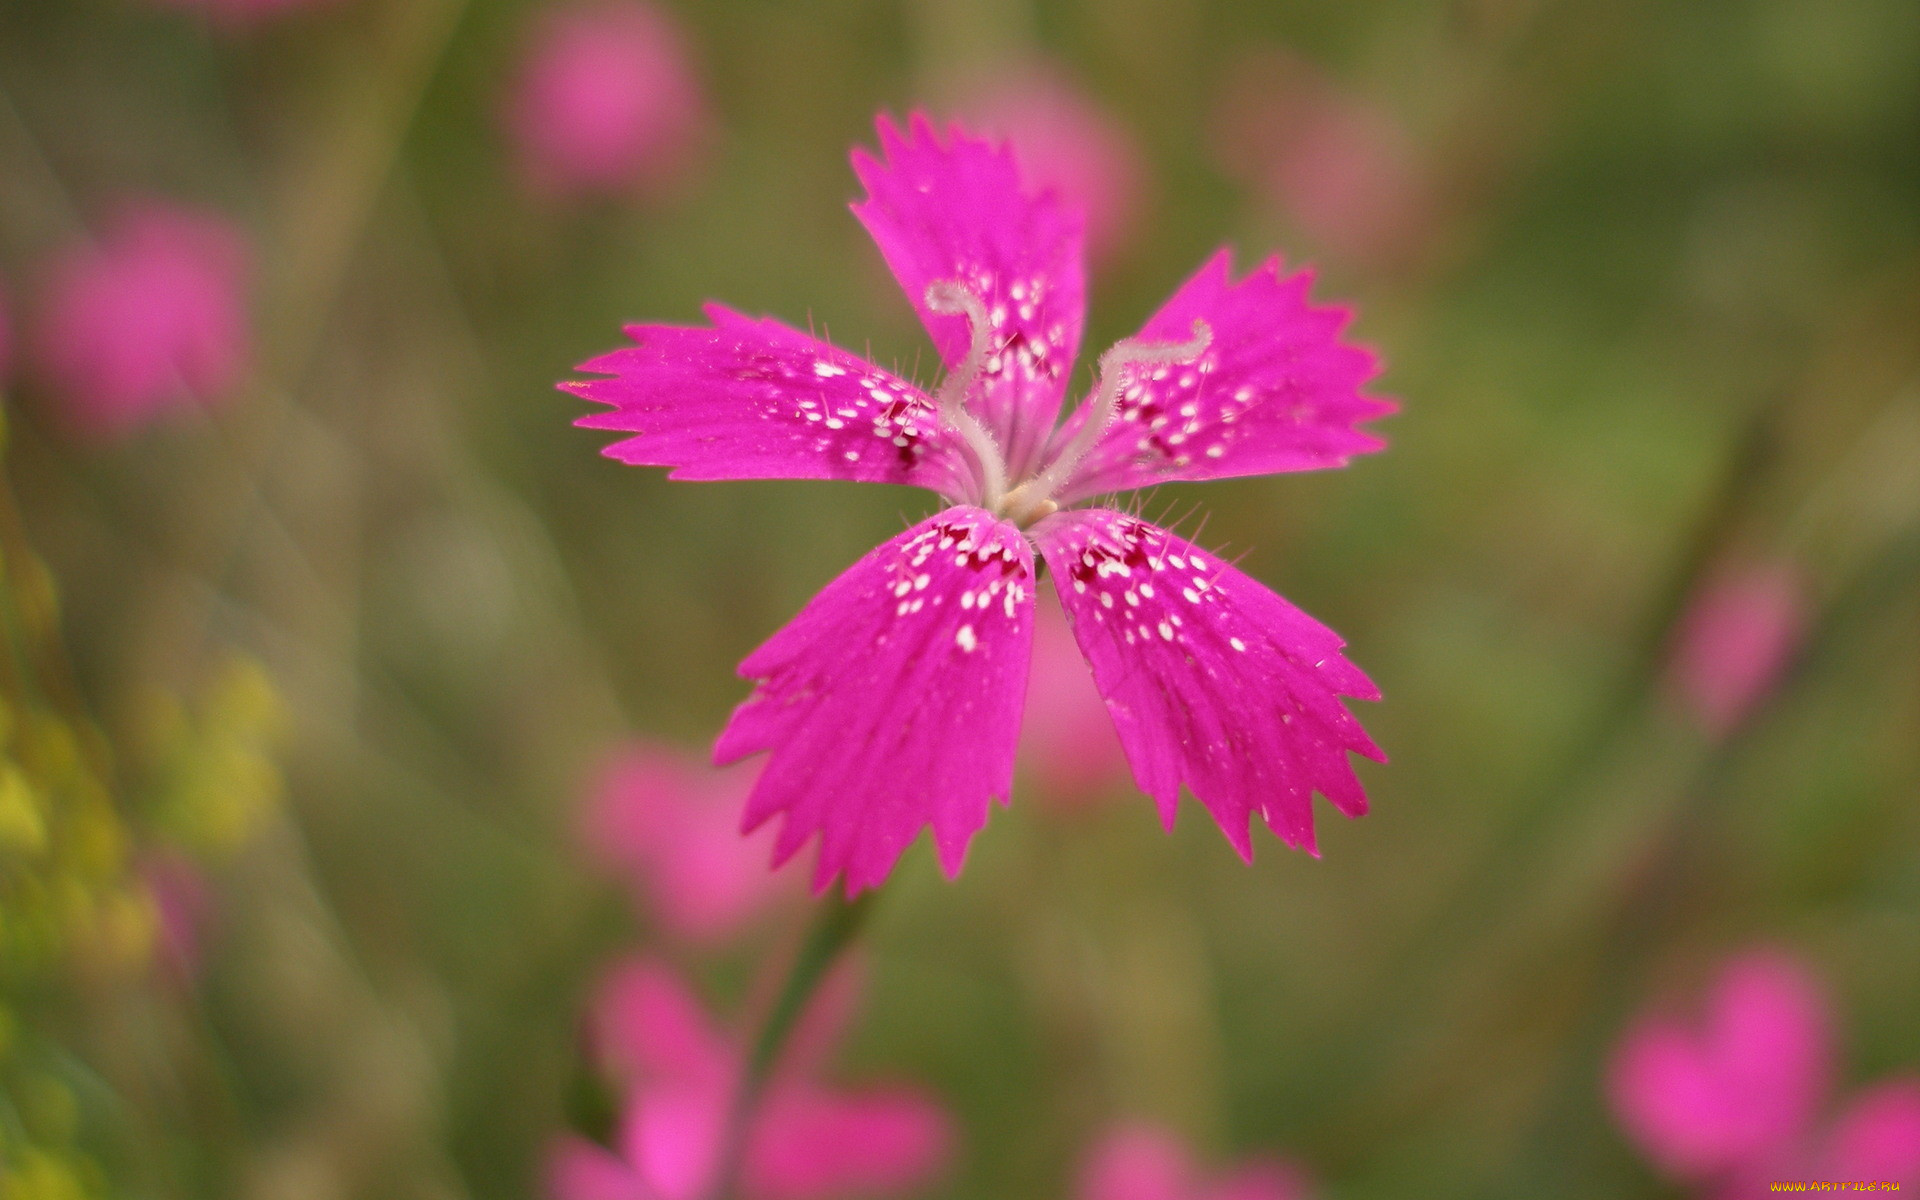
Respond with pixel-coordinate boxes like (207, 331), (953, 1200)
(711, 891), (878, 1200)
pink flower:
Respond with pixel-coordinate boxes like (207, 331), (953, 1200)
(1076, 1122), (1312, 1200)
(549, 957), (950, 1200)
(1212, 51), (1430, 272)
(141, 0), (338, 30)
(578, 743), (795, 944)
(963, 66), (1146, 267)
(0, 273), (14, 385)
(1609, 948), (1920, 1193)
(505, 1), (707, 202)
(1668, 559), (1806, 739)
(140, 850), (216, 984)
(34, 201), (251, 440)
(567, 114), (1391, 895)
(1019, 590), (1129, 808)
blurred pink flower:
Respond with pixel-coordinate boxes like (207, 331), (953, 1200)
(578, 743), (794, 945)
(1019, 590), (1129, 808)
(1076, 1122), (1312, 1200)
(505, 1), (707, 202)
(140, 850), (215, 984)
(549, 956), (951, 1200)
(0, 273), (14, 385)
(568, 114), (1389, 895)
(1609, 948), (1920, 1192)
(1668, 560), (1806, 739)
(34, 201), (251, 440)
(1212, 51), (1431, 271)
(965, 66), (1146, 266)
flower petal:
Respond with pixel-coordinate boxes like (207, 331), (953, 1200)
(578, 744), (791, 945)
(589, 956), (736, 1088)
(546, 1134), (653, 1200)
(1032, 509), (1381, 857)
(1075, 1124), (1194, 1200)
(716, 506), (1035, 894)
(1607, 948), (1833, 1181)
(1702, 950), (1833, 1156)
(1823, 1078), (1920, 1182)
(1019, 589), (1130, 807)
(568, 305), (972, 496)
(851, 112), (1087, 480)
(747, 1084), (952, 1200)
(1053, 251), (1391, 503)
(1608, 1017), (1759, 1179)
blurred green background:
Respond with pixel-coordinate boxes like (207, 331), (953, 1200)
(1, 0), (1917, 1196)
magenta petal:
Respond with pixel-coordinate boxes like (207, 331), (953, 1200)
(1705, 951), (1833, 1155)
(1822, 1079), (1920, 1183)
(1076, 1124), (1195, 1200)
(747, 1084), (952, 1200)
(1609, 1019), (1757, 1179)
(0, 273), (14, 385)
(139, 850), (215, 985)
(547, 1135), (654, 1200)
(579, 743), (790, 944)
(1020, 589), (1130, 807)
(35, 201), (251, 440)
(1608, 949), (1832, 1180)
(569, 305), (971, 496)
(504, 1), (706, 202)
(1053, 251), (1391, 504)
(628, 1084), (728, 1200)
(1668, 559), (1806, 739)
(589, 957), (736, 1088)
(851, 113), (1087, 479)
(1033, 509), (1382, 857)
(716, 507), (1035, 894)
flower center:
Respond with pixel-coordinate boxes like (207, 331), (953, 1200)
(926, 282), (1211, 526)
(1000, 318), (1211, 525)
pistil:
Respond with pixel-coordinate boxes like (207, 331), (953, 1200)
(924, 281), (1011, 509)
(997, 320), (1212, 526)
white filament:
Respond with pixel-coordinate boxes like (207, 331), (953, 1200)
(997, 319), (1212, 525)
(924, 281), (1010, 509)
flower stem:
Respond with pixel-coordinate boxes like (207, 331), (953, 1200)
(711, 890), (878, 1200)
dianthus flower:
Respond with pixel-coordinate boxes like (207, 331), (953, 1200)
(548, 956), (949, 1200)
(1077, 1122), (1312, 1200)
(0, 273), (14, 386)
(1666, 558), (1805, 740)
(579, 742), (795, 944)
(139, 849), (216, 986)
(568, 115), (1391, 894)
(34, 201), (251, 440)
(505, 0), (707, 202)
(1609, 948), (1920, 1194)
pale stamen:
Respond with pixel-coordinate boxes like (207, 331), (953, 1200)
(999, 320), (1212, 525)
(924, 281), (1010, 509)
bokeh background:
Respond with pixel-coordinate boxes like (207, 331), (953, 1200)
(1, 0), (1917, 1196)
